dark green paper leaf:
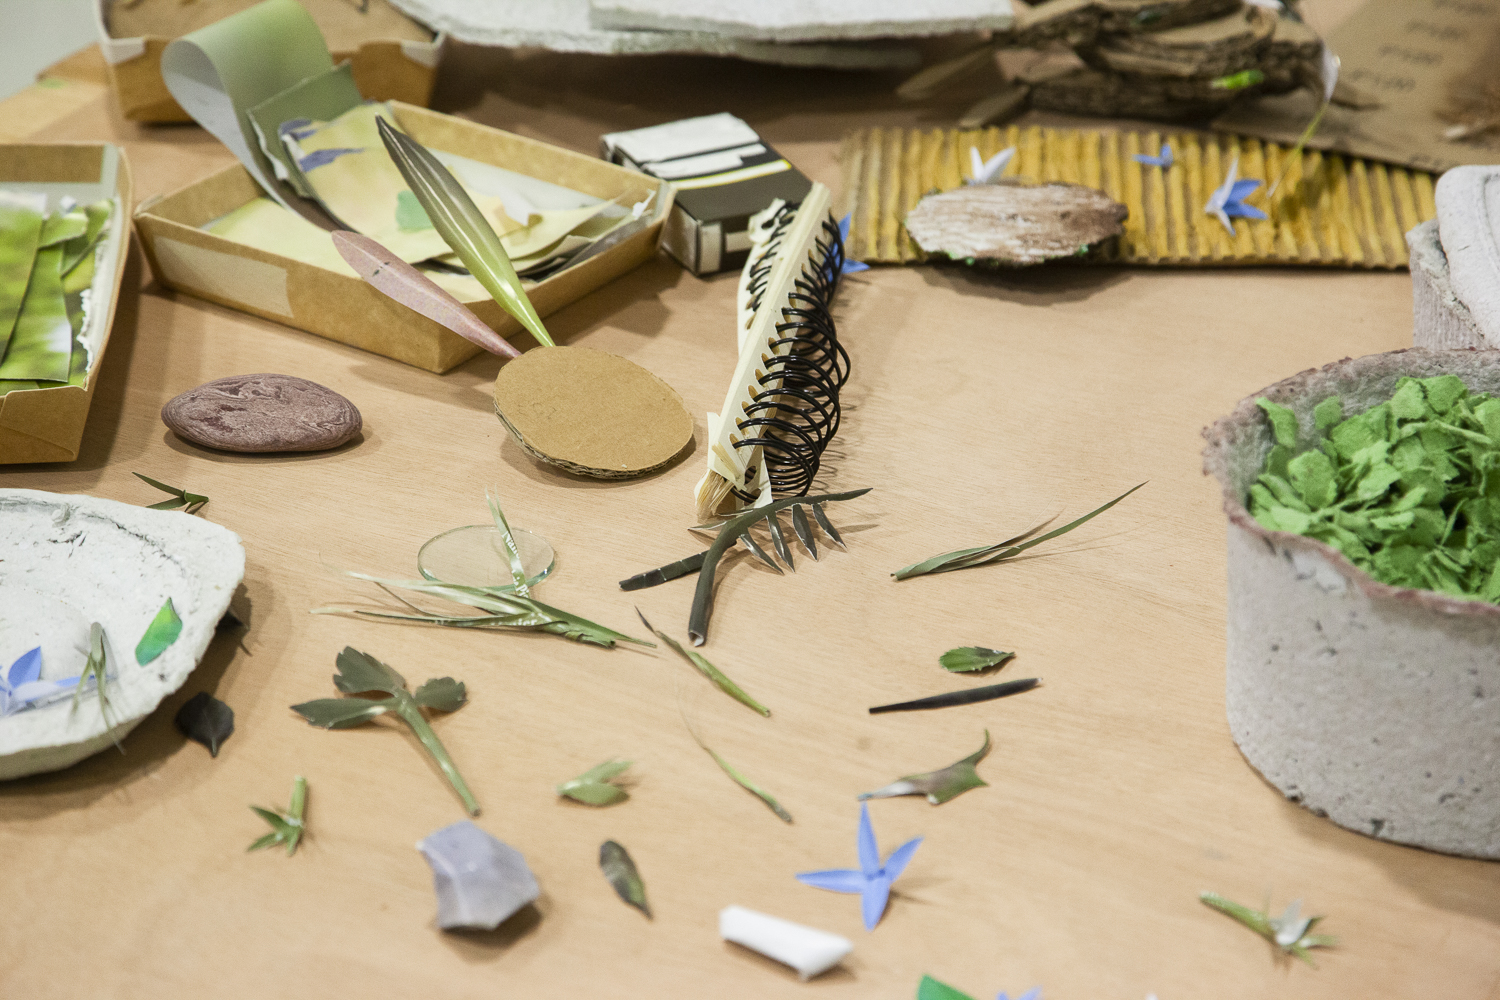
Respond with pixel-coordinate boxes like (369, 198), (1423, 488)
(599, 840), (651, 918)
(939, 647), (1014, 673)
(413, 677), (467, 712)
(333, 646), (407, 695)
(133, 472), (208, 515)
(869, 678), (1038, 714)
(174, 692), (234, 756)
(291, 697), (391, 729)
(135, 598), (183, 666)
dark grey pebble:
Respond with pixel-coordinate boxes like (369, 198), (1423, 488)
(162, 374), (361, 453)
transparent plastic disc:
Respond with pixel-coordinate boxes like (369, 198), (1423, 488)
(417, 525), (555, 590)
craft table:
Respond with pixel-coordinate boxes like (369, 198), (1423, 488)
(3, 3), (1497, 997)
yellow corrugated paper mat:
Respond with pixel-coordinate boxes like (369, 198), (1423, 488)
(839, 125), (1437, 269)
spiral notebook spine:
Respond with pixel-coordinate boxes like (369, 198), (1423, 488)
(696, 182), (849, 520)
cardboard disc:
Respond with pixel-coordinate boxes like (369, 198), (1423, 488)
(492, 346), (694, 479)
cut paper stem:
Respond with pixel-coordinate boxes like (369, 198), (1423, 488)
(869, 679), (1038, 714)
(332, 231), (521, 358)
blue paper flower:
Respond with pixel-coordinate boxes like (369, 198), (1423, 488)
(0, 648), (79, 717)
(966, 145), (1016, 185)
(1133, 144), (1173, 168)
(998, 991), (1042, 1000)
(1204, 155), (1267, 235)
(837, 215), (870, 274)
(795, 803), (922, 930)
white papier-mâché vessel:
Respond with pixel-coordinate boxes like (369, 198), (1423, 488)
(1203, 348), (1500, 859)
(0, 489), (245, 779)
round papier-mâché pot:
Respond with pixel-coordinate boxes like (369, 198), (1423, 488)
(1202, 347), (1500, 859)
(0, 489), (245, 779)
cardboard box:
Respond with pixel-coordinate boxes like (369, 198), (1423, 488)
(133, 102), (672, 374)
(94, 0), (445, 123)
(602, 113), (812, 275)
(0, 144), (133, 465)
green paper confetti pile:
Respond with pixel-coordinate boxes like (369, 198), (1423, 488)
(0, 191), (112, 397)
(1250, 375), (1500, 600)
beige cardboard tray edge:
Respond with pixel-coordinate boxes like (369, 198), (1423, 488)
(133, 103), (674, 375)
(92, 0), (447, 123)
(0, 143), (133, 466)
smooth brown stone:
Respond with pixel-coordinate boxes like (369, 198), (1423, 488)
(161, 374), (362, 453)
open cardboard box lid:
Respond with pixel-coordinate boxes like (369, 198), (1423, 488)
(133, 102), (673, 374)
(0, 143), (133, 465)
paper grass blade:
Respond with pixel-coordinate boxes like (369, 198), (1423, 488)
(681, 701), (791, 823)
(174, 692), (234, 756)
(638, 609), (769, 716)
(134, 473), (208, 514)
(70, 622), (111, 723)
(136, 598), (183, 665)
(599, 840), (651, 917)
(940, 647), (1014, 673)
(331, 231), (520, 358)
(859, 731), (990, 805)
(291, 647), (479, 815)
(893, 483), (1144, 580)
(485, 489), (532, 596)
(869, 678), (1038, 714)
(1268, 46), (1340, 199)
(1200, 892), (1336, 966)
(249, 775), (307, 856)
(796, 803), (921, 931)
(376, 117), (554, 348)
(558, 759), (631, 806)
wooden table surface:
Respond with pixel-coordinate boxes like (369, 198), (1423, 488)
(3, 6), (1498, 998)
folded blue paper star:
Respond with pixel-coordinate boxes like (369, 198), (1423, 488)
(0, 647), (79, 717)
(795, 803), (922, 930)
(837, 215), (870, 274)
(1204, 155), (1267, 235)
(1133, 144), (1173, 168)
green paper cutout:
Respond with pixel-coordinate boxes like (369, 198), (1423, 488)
(394, 189), (433, 232)
(917, 975), (978, 1000)
(0, 192), (46, 357)
(245, 60), (364, 201)
(0, 245), (72, 382)
(136, 598), (184, 665)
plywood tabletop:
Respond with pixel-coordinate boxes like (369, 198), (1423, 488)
(2, 7), (1498, 999)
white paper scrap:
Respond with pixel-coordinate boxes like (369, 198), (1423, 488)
(719, 905), (852, 980)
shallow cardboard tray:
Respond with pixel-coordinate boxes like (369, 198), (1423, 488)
(93, 0), (446, 123)
(0, 144), (132, 465)
(133, 102), (671, 374)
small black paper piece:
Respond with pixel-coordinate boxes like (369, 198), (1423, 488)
(217, 608), (245, 631)
(174, 692), (234, 756)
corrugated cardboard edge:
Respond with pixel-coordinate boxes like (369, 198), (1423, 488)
(91, 0), (446, 123)
(840, 124), (1438, 269)
(0, 143), (134, 464)
(134, 102), (673, 374)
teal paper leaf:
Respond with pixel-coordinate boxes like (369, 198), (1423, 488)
(136, 598), (183, 665)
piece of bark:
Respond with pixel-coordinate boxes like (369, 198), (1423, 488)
(958, 82), (1031, 129)
(904, 183), (1127, 266)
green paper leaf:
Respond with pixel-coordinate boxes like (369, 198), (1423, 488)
(293, 647), (479, 815)
(599, 840), (651, 917)
(413, 676), (467, 712)
(894, 483), (1146, 580)
(939, 647), (1015, 673)
(133, 473), (208, 514)
(558, 759), (631, 806)
(917, 975), (979, 1000)
(1313, 396), (1343, 430)
(859, 731), (990, 805)
(637, 609), (769, 716)
(1256, 397), (1299, 447)
(377, 117), (554, 348)
(1199, 891), (1336, 967)
(681, 704), (792, 823)
(135, 598), (183, 666)
(1288, 449), (1337, 509)
(394, 189), (433, 231)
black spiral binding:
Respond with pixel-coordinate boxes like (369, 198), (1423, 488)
(730, 205), (851, 503)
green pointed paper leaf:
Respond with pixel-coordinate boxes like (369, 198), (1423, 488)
(135, 598), (183, 666)
(638, 609), (769, 716)
(600, 840), (651, 917)
(291, 696), (391, 729)
(558, 759), (632, 805)
(859, 731), (990, 805)
(917, 975), (979, 1000)
(1256, 397), (1299, 447)
(939, 647), (1014, 673)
